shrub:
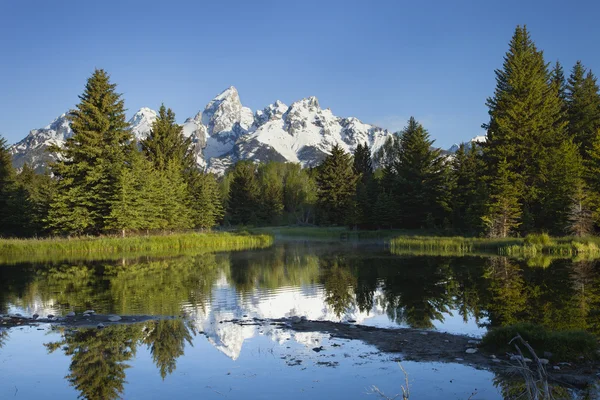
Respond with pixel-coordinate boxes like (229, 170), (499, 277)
(524, 233), (552, 247)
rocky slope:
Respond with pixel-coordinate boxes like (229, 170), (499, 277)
(9, 86), (472, 174)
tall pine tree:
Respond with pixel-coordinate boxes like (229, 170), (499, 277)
(567, 61), (600, 157)
(393, 117), (451, 229)
(482, 26), (572, 233)
(48, 69), (133, 235)
(315, 144), (359, 226)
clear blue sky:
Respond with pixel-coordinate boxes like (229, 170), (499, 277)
(1, 0), (599, 148)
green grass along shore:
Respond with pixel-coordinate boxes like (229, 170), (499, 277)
(389, 233), (600, 257)
(0, 232), (273, 259)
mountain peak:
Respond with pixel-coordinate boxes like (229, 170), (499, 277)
(213, 86), (239, 101)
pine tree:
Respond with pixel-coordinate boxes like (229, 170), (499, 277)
(0, 135), (17, 236)
(257, 162), (284, 223)
(584, 131), (600, 224)
(11, 164), (55, 236)
(141, 104), (194, 172)
(567, 61), (600, 157)
(482, 26), (569, 233)
(482, 159), (522, 238)
(315, 144), (359, 226)
(282, 163), (317, 224)
(155, 160), (192, 230)
(188, 172), (224, 229)
(451, 143), (487, 234)
(353, 143), (375, 227)
(393, 117), (451, 229)
(104, 149), (152, 236)
(48, 69), (133, 235)
(537, 139), (583, 234)
(227, 161), (261, 225)
(567, 180), (594, 237)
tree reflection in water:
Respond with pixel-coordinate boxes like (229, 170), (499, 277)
(45, 319), (194, 400)
(3, 244), (600, 339)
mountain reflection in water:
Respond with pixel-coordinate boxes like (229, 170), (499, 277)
(2, 242), (600, 399)
(2, 242), (600, 340)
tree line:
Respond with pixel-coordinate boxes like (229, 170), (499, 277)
(1, 25), (600, 238)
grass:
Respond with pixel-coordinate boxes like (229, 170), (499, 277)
(481, 323), (599, 362)
(0, 232), (273, 263)
(389, 234), (600, 258)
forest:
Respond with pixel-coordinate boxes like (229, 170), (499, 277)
(2, 25), (600, 239)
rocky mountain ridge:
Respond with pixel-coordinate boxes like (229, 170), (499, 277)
(9, 87), (472, 174)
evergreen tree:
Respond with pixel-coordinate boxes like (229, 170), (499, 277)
(0, 135), (17, 236)
(567, 61), (600, 157)
(584, 132), (600, 224)
(482, 159), (522, 238)
(188, 172), (224, 229)
(141, 104), (195, 173)
(567, 180), (594, 237)
(393, 117), (451, 229)
(257, 162), (284, 223)
(11, 164), (55, 236)
(104, 150), (151, 235)
(48, 69), (133, 235)
(537, 139), (583, 234)
(482, 26), (570, 233)
(315, 144), (359, 226)
(154, 160), (192, 230)
(282, 163), (317, 224)
(353, 143), (375, 227)
(451, 143), (487, 234)
(227, 161), (261, 225)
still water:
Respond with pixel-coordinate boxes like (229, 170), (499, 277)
(1, 241), (599, 399)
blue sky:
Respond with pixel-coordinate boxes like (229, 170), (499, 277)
(1, 0), (599, 148)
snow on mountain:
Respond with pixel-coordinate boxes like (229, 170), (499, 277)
(129, 107), (158, 140)
(184, 272), (388, 360)
(9, 110), (158, 172)
(9, 86), (473, 174)
(447, 135), (487, 153)
(10, 113), (73, 171)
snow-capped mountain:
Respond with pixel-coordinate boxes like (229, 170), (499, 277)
(447, 135), (486, 153)
(9, 86), (475, 174)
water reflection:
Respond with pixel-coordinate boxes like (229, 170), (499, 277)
(2, 243), (600, 338)
(45, 320), (195, 400)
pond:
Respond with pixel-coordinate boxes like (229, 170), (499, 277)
(1, 241), (599, 399)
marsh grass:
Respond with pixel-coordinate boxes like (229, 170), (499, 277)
(389, 234), (600, 258)
(481, 323), (599, 362)
(0, 232), (273, 263)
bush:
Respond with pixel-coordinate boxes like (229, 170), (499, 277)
(524, 233), (552, 247)
(481, 323), (599, 362)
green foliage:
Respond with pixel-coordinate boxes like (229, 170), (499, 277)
(188, 172), (224, 229)
(227, 160), (261, 225)
(0, 135), (17, 236)
(48, 69), (134, 235)
(566, 61), (600, 157)
(141, 104), (194, 172)
(315, 144), (359, 226)
(481, 323), (599, 362)
(451, 143), (487, 234)
(482, 159), (522, 237)
(391, 117), (451, 229)
(482, 26), (572, 234)
(524, 233), (551, 247)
